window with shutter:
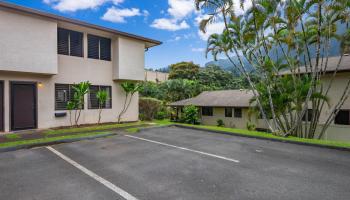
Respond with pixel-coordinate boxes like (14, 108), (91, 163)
(225, 108), (232, 117)
(88, 35), (100, 59)
(58, 28), (69, 55)
(58, 28), (83, 57)
(202, 107), (213, 116)
(100, 37), (111, 61)
(55, 84), (84, 110)
(88, 34), (111, 61)
(234, 108), (242, 118)
(335, 110), (350, 125)
(88, 85), (112, 109)
(70, 30), (83, 57)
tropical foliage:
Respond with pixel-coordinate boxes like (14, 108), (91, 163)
(67, 81), (91, 127)
(118, 81), (142, 123)
(96, 90), (109, 124)
(181, 105), (199, 125)
(139, 97), (163, 121)
(196, 0), (350, 138)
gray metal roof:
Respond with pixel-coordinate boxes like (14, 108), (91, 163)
(280, 56), (350, 75)
(170, 90), (254, 107)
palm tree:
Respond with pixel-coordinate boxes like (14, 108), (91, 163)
(197, 0), (350, 138)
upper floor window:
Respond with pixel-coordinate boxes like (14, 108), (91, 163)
(88, 34), (111, 61)
(58, 28), (83, 57)
(234, 108), (242, 118)
(88, 85), (112, 109)
(225, 107), (232, 117)
(335, 110), (350, 125)
(202, 107), (213, 116)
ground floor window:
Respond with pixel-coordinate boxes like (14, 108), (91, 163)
(55, 84), (76, 110)
(202, 107), (213, 116)
(225, 107), (232, 117)
(334, 110), (350, 125)
(302, 109), (315, 122)
(88, 85), (112, 109)
(234, 108), (242, 118)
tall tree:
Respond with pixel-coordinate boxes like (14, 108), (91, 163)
(117, 82), (141, 123)
(196, 0), (350, 138)
(168, 62), (200, 80)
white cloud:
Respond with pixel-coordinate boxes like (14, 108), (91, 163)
(191, 48), (205, 52)
(174, 36), (181, 41)
(43, 0), (124, 12)
(198, 21), (225, 41)
(168, 0), (195, 19)
(151, 18), (190, 31)
(151, 0), (195, 31)
(102, 7), (142, 23)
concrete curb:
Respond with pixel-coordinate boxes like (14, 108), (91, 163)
(0, 132), (117, 153)
(164, 124), (350, 152)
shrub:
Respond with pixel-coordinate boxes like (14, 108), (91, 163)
(139, 97), (162, 121)
(181, 105), (199, 124)
(246, 122), (256, 131)
(217, 119), (225, 127)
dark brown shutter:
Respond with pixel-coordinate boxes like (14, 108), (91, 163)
(70, 30), (83, 57)
(55, 84), (70, 110)
(335, 110), (350, 125)
(58, 28), (69, 55)
(100, 37), (111, 61)
(88, 85), (99, 109)
(88, 34), (100, 59)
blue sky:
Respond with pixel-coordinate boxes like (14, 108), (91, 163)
(3, 0), (235, 69)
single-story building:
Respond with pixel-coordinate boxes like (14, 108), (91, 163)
(170, 56), (350, 141)
(0, 2), (161, 132)
(170, 90), (264, 130)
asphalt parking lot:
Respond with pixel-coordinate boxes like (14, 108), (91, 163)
(0, 126), (350, 200)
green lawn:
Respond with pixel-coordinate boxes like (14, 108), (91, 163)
(4, 134), (22, 140)
(44, 121), (146, 135)
(0, 131), (111, 149)
(147, 120), (350, 149)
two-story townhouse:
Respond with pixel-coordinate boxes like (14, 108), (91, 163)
(0, 2), (161, 132)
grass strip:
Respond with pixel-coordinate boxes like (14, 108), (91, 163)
(152, 120), (350, 149)
(4, 134), (22, 140)
(44, 122), (145, 135)
(0, 131), (112, 149)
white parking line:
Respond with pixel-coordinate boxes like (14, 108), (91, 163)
(46, 146), (138, 200)
(125, 135), (240, 163)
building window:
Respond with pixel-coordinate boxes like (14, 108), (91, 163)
(55, 84), (74, 110)
(88, 34), (111, 61)
(234, 108), (242, 118)
(302, 109), (314, 122)
(202, 107), (213, 116)
(88, 85), (112, 109)
(334, 110), (350, 125)
(225, 108), (232, 117)
(57, 28), (83, 57)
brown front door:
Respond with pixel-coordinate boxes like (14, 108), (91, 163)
(0, 81), (4, 131)
(11, 82), (37, 131)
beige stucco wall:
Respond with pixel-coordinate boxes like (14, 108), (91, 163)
(145, 71), (169, 83)
(0, 8), (58, 75)
(200, 107), (251, 129)
(114, 37), (145, 81)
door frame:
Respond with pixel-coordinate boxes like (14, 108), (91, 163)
(0, 81), (4, 132)
(10, 81), (38, 131)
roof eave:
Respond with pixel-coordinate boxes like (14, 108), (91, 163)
(0, 1), (162, 48)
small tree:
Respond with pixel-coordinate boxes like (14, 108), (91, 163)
(182, 105), (199, 125)
(71, 81), (91, 126)
(117, 81), (142, 123)
(66, 101), (76, 127)
(96, 90), (108, 124)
